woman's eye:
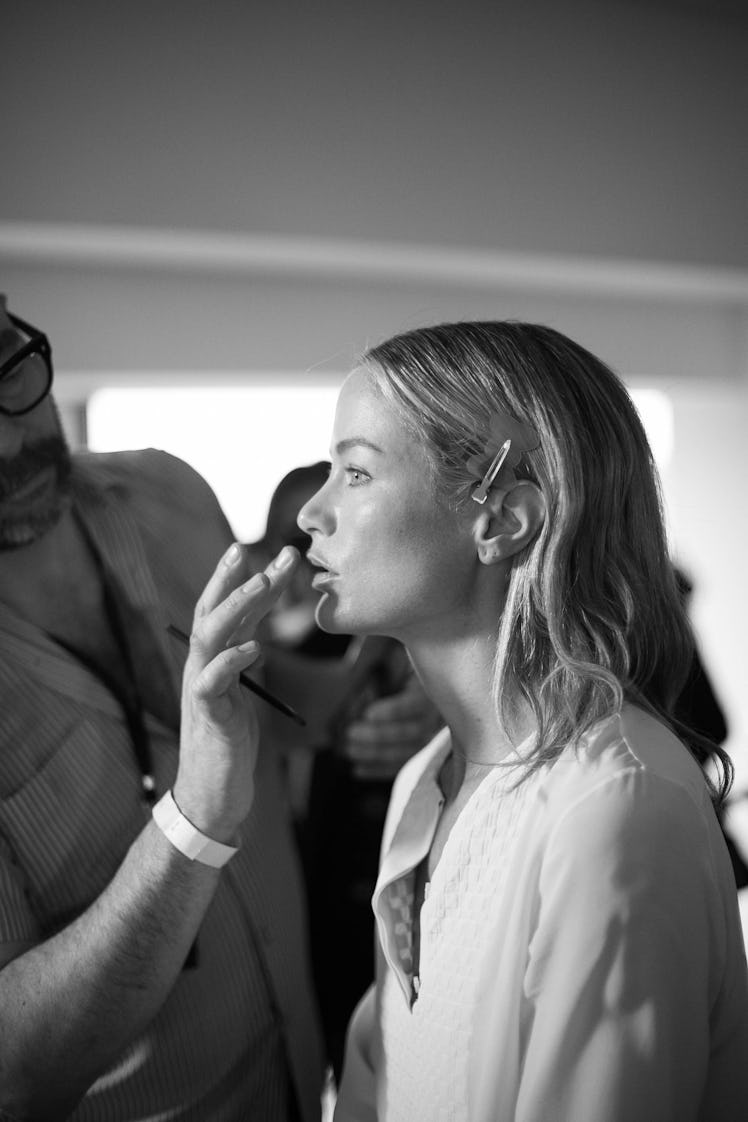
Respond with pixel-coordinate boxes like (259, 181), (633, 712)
(345, 467), (370, 486)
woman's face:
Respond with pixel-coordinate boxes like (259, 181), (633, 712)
(297, 369), (478, 642)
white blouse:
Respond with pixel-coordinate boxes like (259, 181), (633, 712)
(335, 704), (748, 1122)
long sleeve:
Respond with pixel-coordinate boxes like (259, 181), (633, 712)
(515, 771), (732, 1122)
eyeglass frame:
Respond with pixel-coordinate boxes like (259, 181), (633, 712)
(0, 312), (54, 416)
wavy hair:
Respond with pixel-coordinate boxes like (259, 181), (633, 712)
(363, 320), (732, 803)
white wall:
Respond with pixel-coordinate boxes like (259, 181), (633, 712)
(2, 0), (747, 778)
(2, 0), (747, 265)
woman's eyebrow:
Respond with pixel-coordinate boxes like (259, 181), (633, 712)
(333, 437), (385, 455)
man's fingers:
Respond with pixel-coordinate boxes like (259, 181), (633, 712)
(193, 541), (253, 621)
(191, 641), (263, 700)
(190, 572), (269, 661)
(190, 546), (300, 669)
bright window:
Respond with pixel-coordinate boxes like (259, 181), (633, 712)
(629, 388), (674, 474)
(87, 382), (340, 542)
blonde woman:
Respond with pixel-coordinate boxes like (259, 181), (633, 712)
(187, 321), (748, 1121)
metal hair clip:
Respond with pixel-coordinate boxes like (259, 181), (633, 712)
(471, 439), (512, 504)
(467, 410), (540, 504)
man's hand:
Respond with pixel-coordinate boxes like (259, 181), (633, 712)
(0, 544), (304, 1119)
(174, 542), (300, 840)
(338, 675), (443, 780)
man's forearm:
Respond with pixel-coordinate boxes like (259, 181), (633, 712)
(0, 819), (222, 1120)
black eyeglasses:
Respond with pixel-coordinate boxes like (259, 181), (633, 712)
(0, 312), (54, 416)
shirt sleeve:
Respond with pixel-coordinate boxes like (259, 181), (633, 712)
(334, 985), (378, 1122)
(515, 770), (723, 1122)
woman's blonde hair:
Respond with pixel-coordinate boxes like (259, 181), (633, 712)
(363, 320), (732, 802)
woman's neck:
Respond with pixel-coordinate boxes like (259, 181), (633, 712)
(406, 630), (529, 769)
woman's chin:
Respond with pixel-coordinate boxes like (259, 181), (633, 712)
(314, 595), (345, 634)
(314, 599), (389, 639)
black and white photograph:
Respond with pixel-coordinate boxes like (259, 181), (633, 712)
(1, 1), (747, 1119)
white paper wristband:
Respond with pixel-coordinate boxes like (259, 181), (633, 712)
(152, 790), (239, 868)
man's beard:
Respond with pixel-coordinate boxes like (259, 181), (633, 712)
(0, 430), (73, 549)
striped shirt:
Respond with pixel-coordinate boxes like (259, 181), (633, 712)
(0, 450), (323, 1121)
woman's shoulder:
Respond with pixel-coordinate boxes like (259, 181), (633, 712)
(536, 704), (718, 855)
(577, 703), (710, 799)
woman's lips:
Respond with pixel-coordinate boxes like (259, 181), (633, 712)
(306, 554), (338, 589)
(311, 569), (337, 590)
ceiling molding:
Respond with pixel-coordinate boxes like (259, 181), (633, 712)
(2, 220), (748, 305)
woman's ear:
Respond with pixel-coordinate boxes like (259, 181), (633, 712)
(473, 481), (545, 566)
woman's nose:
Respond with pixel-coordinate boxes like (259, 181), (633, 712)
(297, 484), (330, 537)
